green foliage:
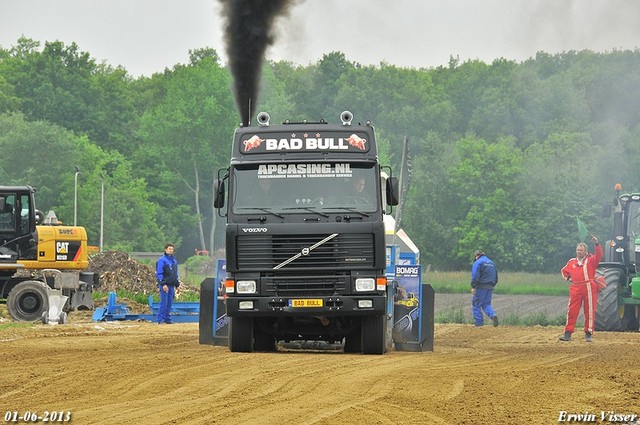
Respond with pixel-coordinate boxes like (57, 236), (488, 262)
(0, 38), (137, 154)
(134, 48), (236, 253)
(2, 38), (640, 270)
(184, 255), (211, 270)
(0, 113), (167, 250)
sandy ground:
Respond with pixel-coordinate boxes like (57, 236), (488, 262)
(2, 302), (639, 425)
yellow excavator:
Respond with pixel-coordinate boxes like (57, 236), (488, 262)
(0, 185), (97, 322)
(397, 292), (419, 308)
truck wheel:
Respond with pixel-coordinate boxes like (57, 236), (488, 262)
(361, 315), (386, 355)
(344, 319), (362, 353)
(595, 268), (626, 331)
(344, 333), (362, 353)
(7, 280), (50, 322)
(229, 317), (254, 352)
(253, 326), (276, 352)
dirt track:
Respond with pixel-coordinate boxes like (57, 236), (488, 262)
(2, 315), (639, 425)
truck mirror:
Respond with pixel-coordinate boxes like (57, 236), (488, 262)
(214, 179), (226, 208)
(0, 198), (5, 213)
(602, 203), (612, 218)
(386, 177), (399, 206)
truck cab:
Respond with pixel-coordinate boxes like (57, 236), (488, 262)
(215, 112), (398, 354)
(0, 186), (39, 262)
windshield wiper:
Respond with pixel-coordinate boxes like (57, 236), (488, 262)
(282, 206), (329, 218)
(322, 206), (370, 217)
(236, 207), (284, 219)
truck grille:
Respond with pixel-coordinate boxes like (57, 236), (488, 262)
(263, 273), (348, 296)
(236, 233), (374, 270)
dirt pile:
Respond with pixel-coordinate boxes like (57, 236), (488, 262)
(87, 251), (199, 300)
(88, 251), (158, 295)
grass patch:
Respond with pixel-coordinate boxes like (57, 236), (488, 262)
(498, 311), (565, 327)
(435, 306), (468, 324)
(434, 308), (565, 326)
(0, 321), (34, 331)
(427, 271), (568, 296)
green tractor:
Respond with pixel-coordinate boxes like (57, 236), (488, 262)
(596, 183), (640, 331)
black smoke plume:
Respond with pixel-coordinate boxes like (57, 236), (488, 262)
(219, 0), (294, 126)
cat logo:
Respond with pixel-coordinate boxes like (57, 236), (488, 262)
(56, 242), (69, 254)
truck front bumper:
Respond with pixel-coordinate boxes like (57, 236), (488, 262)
(225, 294), (386, 317)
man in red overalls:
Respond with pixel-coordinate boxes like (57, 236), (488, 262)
(559, 235), (603, 342)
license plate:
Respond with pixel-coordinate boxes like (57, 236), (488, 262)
(288, 298), (323, 308)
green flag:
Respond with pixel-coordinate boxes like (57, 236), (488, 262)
(576, 216), (589, 242)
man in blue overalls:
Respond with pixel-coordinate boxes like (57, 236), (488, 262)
(156, 243), (180, 324)
(471, 250), (499, 327)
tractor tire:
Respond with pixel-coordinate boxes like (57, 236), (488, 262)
(595, 268), (626, 331)
(228, 317), (254, 352)
(622, 305), (639, 331)
(7, 280), (50, 322)
(361, 315), (386, 355)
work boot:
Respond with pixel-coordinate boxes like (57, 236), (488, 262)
(585, 332), (592, 342)
(491, 315), (499, 327)
(559, 331), (572, 341)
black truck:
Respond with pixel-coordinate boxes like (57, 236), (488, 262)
(213, 111), (398, 354)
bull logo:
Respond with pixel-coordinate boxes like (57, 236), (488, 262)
(243, 135), (264, 152)
(346, 134), (366, 150)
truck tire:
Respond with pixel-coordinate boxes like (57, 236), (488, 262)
(361, 315), (386, 355)
(7, 280), (50, 322)
(253, 321), (276, 352)
(229, 317), (254, 352)
(344, 320), (362, 353)
(595, 268), (626, 331)
(253, 330), (276, 352)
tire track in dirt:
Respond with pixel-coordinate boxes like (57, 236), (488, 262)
(2, 321), (639, 424)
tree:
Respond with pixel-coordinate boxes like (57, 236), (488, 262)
(135, 48), (236, 254)
(0, 37), (137, 155)
(449, 136), (524, 269)
(0, 112), (164, 250)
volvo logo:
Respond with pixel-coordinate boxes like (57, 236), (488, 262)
(242, 227), (267, 233)
(273, 233), (339, 270)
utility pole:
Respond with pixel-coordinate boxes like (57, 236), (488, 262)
(100, 175), (104, 252)
(74, 166), (80, 226)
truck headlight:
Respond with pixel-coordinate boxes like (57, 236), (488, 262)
(355, 278), (375, 292)
(236, 280), (257, 294)
(238, 300), (254, 310)
(358, 299), (373, 309)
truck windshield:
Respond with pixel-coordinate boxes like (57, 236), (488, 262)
(231, 163), (378, 214)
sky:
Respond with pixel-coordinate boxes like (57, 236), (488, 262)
(1, 0), (639, 77)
